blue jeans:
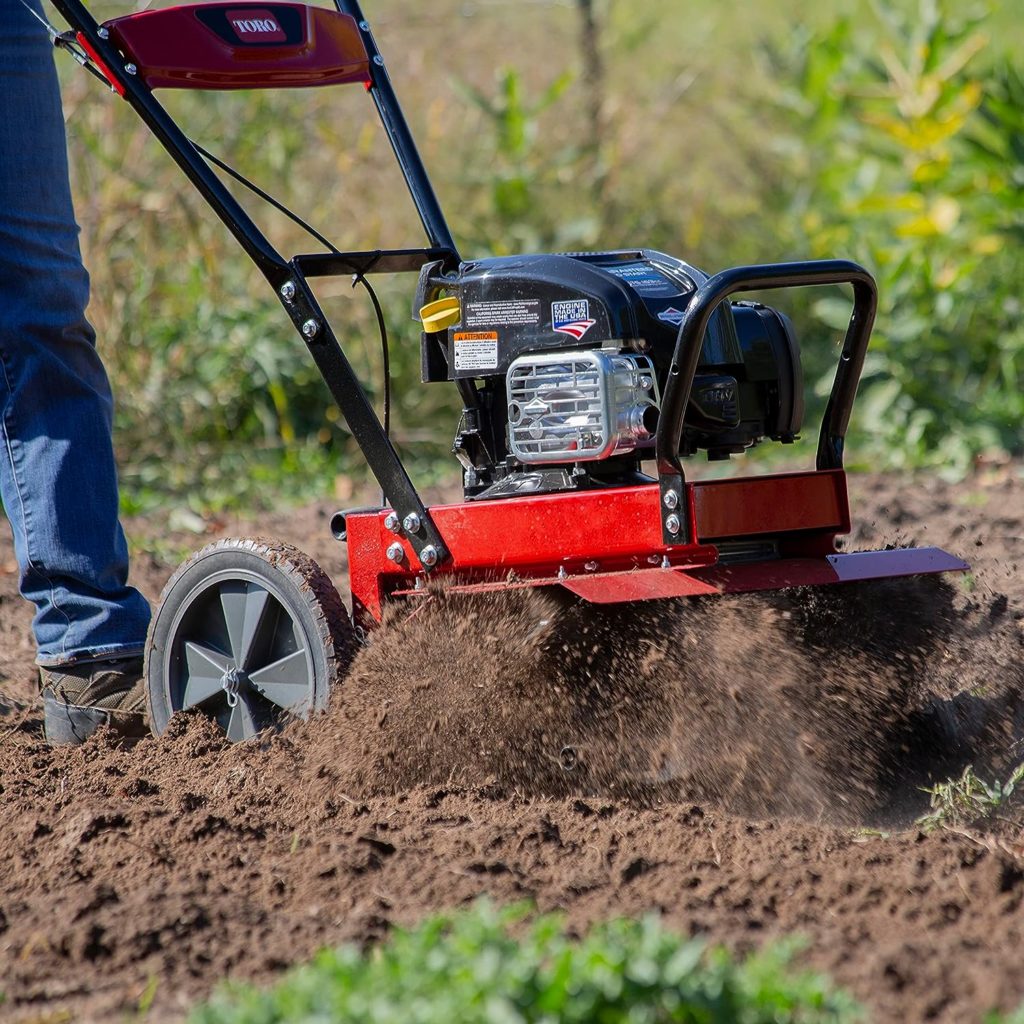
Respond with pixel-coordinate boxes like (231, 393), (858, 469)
(0, 0), (151, 666)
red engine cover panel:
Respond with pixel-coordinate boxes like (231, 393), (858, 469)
(104, 3), (370, 90)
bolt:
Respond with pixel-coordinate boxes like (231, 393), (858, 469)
(584, 560), (599, 572)
(402, 512), (421, 535)
(420, 545), (438, 567)
(373, 55), (384, 66)
(124, 62), (137, 75)
(279, 280), (295, 302)
(220, 666), (245, 708)
(301, 319), (319, 339)
(661, 555), (671, 569)
(383, 511), (400, 533)
(386, 542), (404, 564)
(647, 554), (660, 565)
(97, 26), (109, 39)
(665, 513), (681, 535)
(663, 490), (679, 510)
(414, 576), (425, 591)
(557, 566), (568, 580)
(358, 19), (369, 30)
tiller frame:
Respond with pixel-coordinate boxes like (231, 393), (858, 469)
(50, 0), (968, 630)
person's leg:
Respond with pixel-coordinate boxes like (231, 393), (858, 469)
(0, 0), (151, 739)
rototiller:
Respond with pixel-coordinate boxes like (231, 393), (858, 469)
(50, 0), (968, 740)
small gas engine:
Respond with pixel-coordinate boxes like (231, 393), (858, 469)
(417, 249), (804, 499)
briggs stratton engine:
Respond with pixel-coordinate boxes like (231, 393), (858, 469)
(417, 249), (804, 499)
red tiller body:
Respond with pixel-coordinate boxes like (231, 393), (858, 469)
(342, 469), (966, 627)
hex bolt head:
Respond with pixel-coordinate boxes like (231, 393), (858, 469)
(402, 512), (421, 534)
(125, 63), (137, 75)
(419, 545), (438, 568)
(584, 560), (599, 572)
(665, 513), (681, 535)
(386, 542), (405, 564)
(301, 319), (320, 339)
(373, 55), (384, 66)
(97, 26), (109, 38)
(663, 489), (680, 510)
(383, 511), (400, 533)
(279, 281), (296, 302)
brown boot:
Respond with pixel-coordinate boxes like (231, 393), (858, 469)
(40, 656), (148, 746)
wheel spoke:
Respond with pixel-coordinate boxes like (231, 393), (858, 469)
(248, 649), (311, 714)
(225, 695), (260, 742)
(219, 582), (272, 670)
(181, 642), (230, 710)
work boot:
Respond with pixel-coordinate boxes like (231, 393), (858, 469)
(40, 656), (148, 746)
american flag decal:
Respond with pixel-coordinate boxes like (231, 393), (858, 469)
(553, 319), (597, 340)
(551, 299), (596, 341)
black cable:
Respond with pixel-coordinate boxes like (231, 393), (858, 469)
(186, 141), (392, 445)
(188, 142), (393, 445)
(352, 273), (391, 440)
(55, 34), (116, 89)
(188, 138), (344, 256)
(15, 0), (115, 90)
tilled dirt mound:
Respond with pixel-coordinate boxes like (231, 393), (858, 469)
(0, 468), (1022, 1022)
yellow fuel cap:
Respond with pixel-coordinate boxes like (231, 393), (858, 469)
(419, 296), (461, 333)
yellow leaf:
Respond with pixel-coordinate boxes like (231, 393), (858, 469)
(895, 197), (960, 238)
(972, 235), (1003, 255)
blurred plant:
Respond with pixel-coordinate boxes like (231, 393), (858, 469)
(764, 0), (1023, 476)
(452, 66), (596, 254)
(917, 761), (1024, 832)
(988, 1005), (1024, 1024)
(192, 900), (862, 1023)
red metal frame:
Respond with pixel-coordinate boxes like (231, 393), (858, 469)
(344, 468), (967, 626)
(346, 470), (819, 623)
(103, 2), (370, 90)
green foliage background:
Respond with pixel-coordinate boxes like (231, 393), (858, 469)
(56, 0), (1023, 516)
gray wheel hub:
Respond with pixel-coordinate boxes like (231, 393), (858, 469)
(167, 573), (315, 741)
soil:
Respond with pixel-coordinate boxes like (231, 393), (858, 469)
(0, 467), (1022, 1023)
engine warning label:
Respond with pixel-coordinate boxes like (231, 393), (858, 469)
(465, 299), (540, 328)
(453, 331), (499, 371)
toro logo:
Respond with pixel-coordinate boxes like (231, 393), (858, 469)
(227, 9), (286, 42)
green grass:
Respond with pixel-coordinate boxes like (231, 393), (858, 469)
(189, 901), (862, 1024)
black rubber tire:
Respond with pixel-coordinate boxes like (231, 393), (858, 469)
(144, 537), (355, 740)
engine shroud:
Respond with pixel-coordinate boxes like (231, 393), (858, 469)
(418, 249), (804, 496)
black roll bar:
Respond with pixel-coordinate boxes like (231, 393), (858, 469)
(654, 260), (878, 544)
